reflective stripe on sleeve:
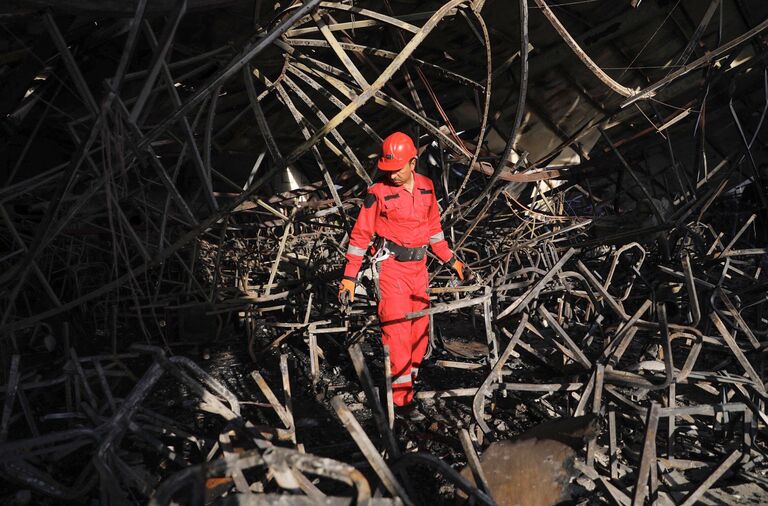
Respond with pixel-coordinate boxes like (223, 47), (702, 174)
(429, 231), (445, 244)
(347, 245), (367, 256)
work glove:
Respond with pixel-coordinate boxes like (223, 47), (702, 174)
(338, 278), (356, 305)
(450, 258), (475, 284)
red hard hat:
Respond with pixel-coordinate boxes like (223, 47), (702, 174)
(378, 131), (417, 171)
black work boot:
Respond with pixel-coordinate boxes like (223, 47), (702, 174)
(394, 402), (426, 422)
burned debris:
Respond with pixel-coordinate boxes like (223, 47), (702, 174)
(1, 0), (768, 504)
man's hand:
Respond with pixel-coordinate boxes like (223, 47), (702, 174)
(338, 278), (356, 305)
(451, 259), (475, 284)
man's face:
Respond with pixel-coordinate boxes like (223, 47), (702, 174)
(389, 158), (416, 186)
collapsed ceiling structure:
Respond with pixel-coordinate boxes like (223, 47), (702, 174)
(1, 0), (768, 504)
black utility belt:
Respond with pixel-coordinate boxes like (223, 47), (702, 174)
(376, 238), (428, 262)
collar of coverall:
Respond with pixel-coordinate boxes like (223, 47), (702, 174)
(385, 172), (431, 195)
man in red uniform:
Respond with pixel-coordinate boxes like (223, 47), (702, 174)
(338, 132), (467, 419)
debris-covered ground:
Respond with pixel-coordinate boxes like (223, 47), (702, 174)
(2, 0), (768, 504)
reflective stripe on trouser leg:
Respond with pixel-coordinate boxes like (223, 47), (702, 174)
(391, 374), (413, 405)
(392, 373), (412, 385)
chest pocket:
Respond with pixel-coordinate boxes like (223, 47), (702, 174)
(416, 188), (433, 219)
(381, 194), (402, 218)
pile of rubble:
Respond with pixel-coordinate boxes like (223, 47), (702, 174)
(1, 215), (766, 504)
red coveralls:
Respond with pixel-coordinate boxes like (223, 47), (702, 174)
(343, 173), (454, 406)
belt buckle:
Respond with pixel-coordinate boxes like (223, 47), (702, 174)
(372, 241), (391, 263)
